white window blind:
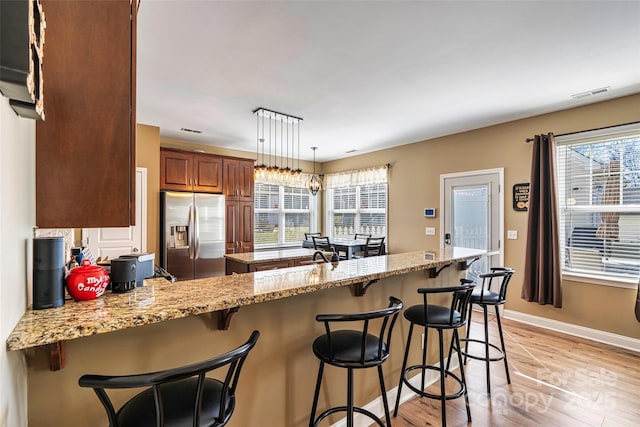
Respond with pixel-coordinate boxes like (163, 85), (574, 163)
(254, 182), (315, 247)
(326, 166), (388, 240)
(556, 123), (640, 282)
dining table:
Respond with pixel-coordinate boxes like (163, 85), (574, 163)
(302, 237), (385, 260)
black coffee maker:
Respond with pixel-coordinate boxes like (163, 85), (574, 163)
(110, 257), (137, 293)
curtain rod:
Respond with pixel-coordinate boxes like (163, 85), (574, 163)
(525, 120), (640, 143)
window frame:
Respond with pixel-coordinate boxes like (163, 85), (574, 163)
(254, 183), (318, 249)
(325, 182), (388, 242)
(556, 122), (640, 289)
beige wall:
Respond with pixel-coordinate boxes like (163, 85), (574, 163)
(324, 93), (640, 340)
(1, 97), (35, 427)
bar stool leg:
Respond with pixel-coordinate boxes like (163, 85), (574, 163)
(437, 329), (447, 427)
(377, 365), (392, 426)
(393, 323), (414, 417)
(421, 325), (428, 393)
(495, 305), (511, 384)
(483, 304), (491, 395)
(347, 368), (354, 427)
(310, 361), (325, 427)
(464, 303), (474, 365)
(454, 329), (472, 422)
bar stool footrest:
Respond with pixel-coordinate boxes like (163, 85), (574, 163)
(402, 364), (466, 401)
(458, 338), (506, 362)
(312, 405), (385, 427)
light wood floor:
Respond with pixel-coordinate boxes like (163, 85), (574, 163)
(384, 311), (640, 427)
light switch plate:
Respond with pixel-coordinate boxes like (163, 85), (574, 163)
(425, 227), (436, 236)
(507, 230), (518, 240)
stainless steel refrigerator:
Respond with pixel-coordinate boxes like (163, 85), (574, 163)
(160, 191), (226, 280)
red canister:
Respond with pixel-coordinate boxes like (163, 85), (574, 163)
(66, 260), (110, 301)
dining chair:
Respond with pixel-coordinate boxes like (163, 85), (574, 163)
(305, 232), (322, 241)
(363, 237), (385, 257)
(312, 236), (333, 251)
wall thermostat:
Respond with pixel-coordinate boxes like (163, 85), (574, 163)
(424, 208), (436, 218)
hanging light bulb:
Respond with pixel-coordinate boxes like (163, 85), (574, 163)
(307, 147), (322, 196)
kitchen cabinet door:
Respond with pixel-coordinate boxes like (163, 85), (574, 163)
(193, 155), (223, 193)
(225, 199), (254, 254)
(239, 200), (254, 253)
(160, 149), (193, 191)
(35, 0), (136, 227)
(224, 158), (254, 201)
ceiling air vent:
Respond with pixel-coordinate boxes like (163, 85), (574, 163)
(571, 86), (611, 99)
(345, 149), (358, 154)
(180, 127), (203, 134)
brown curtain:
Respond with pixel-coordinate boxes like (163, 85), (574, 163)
(522, 133), (562, 308)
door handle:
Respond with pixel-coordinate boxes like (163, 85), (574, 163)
(194, 205), (200, 260)
(445, 233), (452, 245)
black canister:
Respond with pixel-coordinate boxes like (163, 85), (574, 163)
(110, 257), (137, 293)
(33, 237), (65, 309)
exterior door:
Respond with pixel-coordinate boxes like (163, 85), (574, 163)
(441, 169), (503, 280)
(83, 168), (147, 260)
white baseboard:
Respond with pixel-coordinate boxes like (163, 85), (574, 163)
(330, 356), (460, 427)
(503, 309), (640, 353)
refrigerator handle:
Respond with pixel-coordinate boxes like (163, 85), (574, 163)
(194, 204), (201, 259)
(188, 204), (195, 260)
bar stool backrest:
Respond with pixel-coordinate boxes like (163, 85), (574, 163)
(477, 267), (515, 304)
(417, 282), (476, 328)
(315, 296), (403, 367)
(79, 330), (260, 427)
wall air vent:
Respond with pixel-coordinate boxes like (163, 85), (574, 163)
(571, 86), (611, 99)
(180, 127), (203, 134)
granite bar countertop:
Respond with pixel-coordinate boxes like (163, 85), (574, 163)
(7, 247), (485, 351)
(225, 248), (325, 264)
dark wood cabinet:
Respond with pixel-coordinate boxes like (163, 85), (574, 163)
(223, 158), (254, 254)
(225, 200), (254, 254)
(223, 158), (254, 201)
(160, 148), (223, 193)
(35, 0), (136, 227)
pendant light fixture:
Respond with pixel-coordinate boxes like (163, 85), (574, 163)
(307, 147), (322, 196)
(253, 107), (302, 185)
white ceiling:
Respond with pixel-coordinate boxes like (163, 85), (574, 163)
(137, 0), (640, 162)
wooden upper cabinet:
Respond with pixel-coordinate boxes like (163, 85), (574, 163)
(35, 0), (136, 227)
(223, 158), (254, 201)
(160, 149), (223, 193)
(160, 150), (192, 191)
(193, 155), (223, 193)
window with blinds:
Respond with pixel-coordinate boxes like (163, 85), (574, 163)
(328, 183), (388, 238)
(556, 123), (640, 282)
(254, 183), (314, 247)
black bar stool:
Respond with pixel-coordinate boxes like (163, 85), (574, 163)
(309, 296), (403, 427)
(451, 267), (515, 395)
(393, 281), (476, 426)
(79, 330), (259, 427)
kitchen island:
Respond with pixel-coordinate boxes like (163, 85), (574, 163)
(224, 247), (328, 274)
(9, 247), (485, 427)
